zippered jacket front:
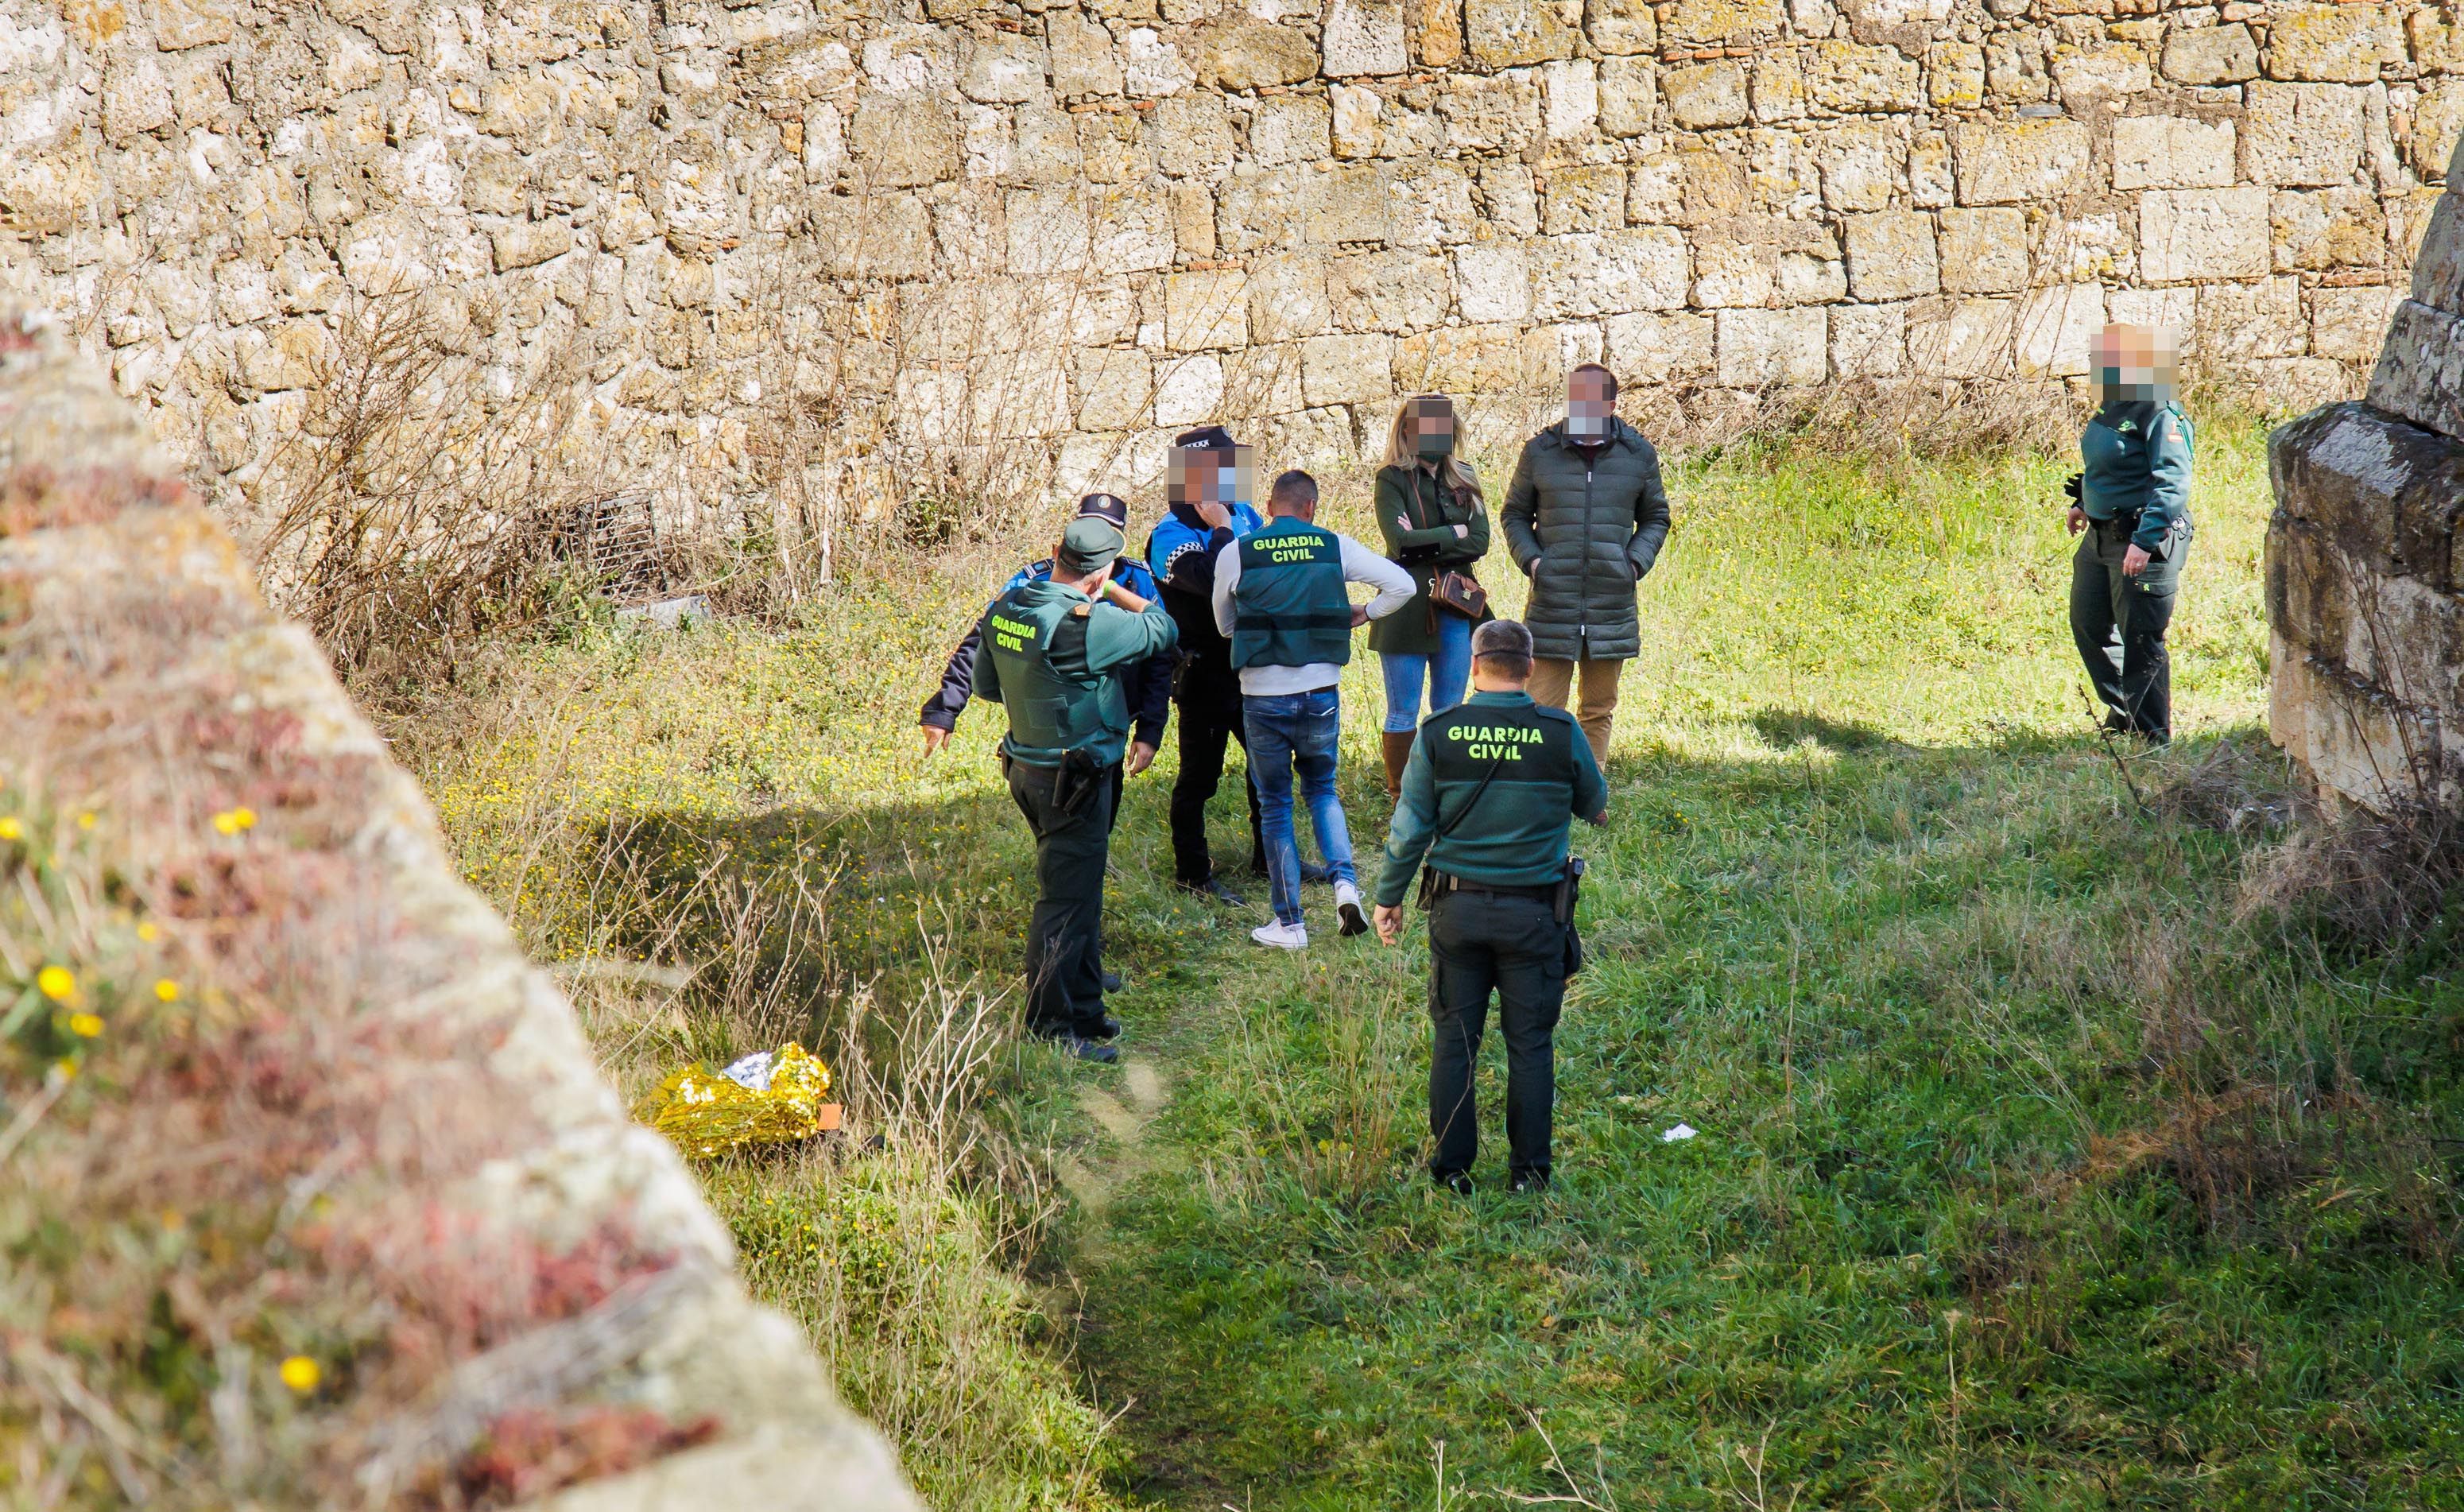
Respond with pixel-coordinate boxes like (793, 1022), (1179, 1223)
(1499, 418), (1672, 662)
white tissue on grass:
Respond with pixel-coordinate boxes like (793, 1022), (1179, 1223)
(1660, 1123), (1698, 1143)
(720, 1051), (777, 1092)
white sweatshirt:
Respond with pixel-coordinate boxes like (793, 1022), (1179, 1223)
(1210, 525), (1416, 697)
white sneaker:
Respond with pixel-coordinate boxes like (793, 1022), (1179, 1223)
(1251, 920), (1309, 950)
(1334, 880), (1368, 937)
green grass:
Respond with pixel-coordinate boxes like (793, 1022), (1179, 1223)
(399, 413), (2464, 1510)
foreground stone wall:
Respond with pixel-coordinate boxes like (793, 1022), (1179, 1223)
(2268, 138), (2464, 812)
(0, 303), (920, 1506)
(3, 0), (2459, 526)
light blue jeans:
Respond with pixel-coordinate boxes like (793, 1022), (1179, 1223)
(1244, 688), (1357, 926)
(1379, 614), (1474, 733)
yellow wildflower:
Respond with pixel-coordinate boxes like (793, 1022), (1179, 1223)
(36, 966), (73, 1002)
(232, 807), (258, 831)
(211, 812), (238, 836)
(154, 979), (179, 1002)
(0, 817), (19, 841)
(75, 812), (95, 831)
(67, 1012), (102, 1038)
(136, 921), (158, 942)
(278, 1356), (320, 1394)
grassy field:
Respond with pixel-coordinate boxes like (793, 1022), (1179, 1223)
(396, 411), (2464, 1510)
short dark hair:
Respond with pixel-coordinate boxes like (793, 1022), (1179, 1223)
(1570, 362), (1619, 401)
(1269, 469), (1318, 511)
(1471, 618), (1534, 679)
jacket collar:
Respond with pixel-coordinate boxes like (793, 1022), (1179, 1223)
(1463, 689), (1536, 708)
(1543, 417), (1639, 454)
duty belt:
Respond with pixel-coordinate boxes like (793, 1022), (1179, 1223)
(1432, 874), (1556, 903)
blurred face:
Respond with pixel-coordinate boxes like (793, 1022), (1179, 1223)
(1567, 369), (1614, 438)
(1167, 445), (1257, 510)
(2091, 323), (2179, 404)
(1410, 397), (1456, 459)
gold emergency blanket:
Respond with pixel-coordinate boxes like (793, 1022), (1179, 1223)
(643, 1043), (835, 1157)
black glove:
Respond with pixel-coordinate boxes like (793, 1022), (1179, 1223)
(2061, 473), (2082, 505)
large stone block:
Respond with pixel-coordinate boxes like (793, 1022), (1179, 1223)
(2241, 82), (2365, 188)
(1386, 160), (1481, 247)
(1951, 119), (2091, 205)
(1752, 47), (1808, 124)
(1598, 56), (1657, 138)
(1455, 243), (1532, 324)
(1606, 310), (1714, 382)
(1326, 250), (1452, 333)
(2266, 5), (2404, 84)
(1075, 346), (1155, 430)
(1438, 72), (1543, 154)
(2160, 22), (2258, 84)
(1845, 210), (1939, 299)
(1928, 42), (1986, 110)
(2370, 297), (2464, 438)
(1542, 165), (1627, 235)
(1815, 121), (1904, 213)
(1249, 254), (1331, 341)
(2112, 115), (2236, 191)
(964, 33), (1051, 103)
(1907, 295), (2016, 377)
(1662, 0), (1784, 49)
(1532, 229), (1689, 318)
(814, 193), (937, 279)
(2015, 283), (2105, 375)
(1049, 14), (1123, 98)
(2138, 188), (2269, 281)
(2051, 44), (2152, 106)
(1692, 239), (1775, 308)
(1939, 207), (2030, 293)
(2273, 188), (2387, 271)
(1251, 96), (1331, 166)
(1544, 60), (1598, 142)
(1830, 300), (1906, 377)
(1466, 0), (1579, 67)
(1165, 268), (1250, 351)
(2311, 284), (2405, 363)
(1123, 27), (1197, 97)
(1300, 332), (1394, 405)
(2411, 83), (2464, 180)
(1586, 0), (1657, 55)
(1008, 188), (1091, 273)
(1807, 41), (1924, 114)
(1324, 0), (1409, 76)
(2198, 275), (2307, 361)
(2409, 191), (2464, 313)
(1188, 15), (1319, 90)
(850, 95), (959, 188)
(1408, 0), (1466, 68)
(1716, 307), (1827, 386)
(1664, 60), (1749, 130)
(1153, 354), (1225, 425)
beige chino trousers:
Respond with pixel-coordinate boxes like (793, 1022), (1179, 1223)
(1525, 657), (1622, 769)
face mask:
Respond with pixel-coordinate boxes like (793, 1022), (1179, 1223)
(1415, 432), (1455, 459)
(1565, 411), (1609, 441)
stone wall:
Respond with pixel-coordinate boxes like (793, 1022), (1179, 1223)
(0, 302), (920, 1507)
(2267, 137), (2464, 813)
(4, 0), (2460, 530)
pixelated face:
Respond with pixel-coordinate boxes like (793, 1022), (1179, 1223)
(2090, 323), (2179, 403)
(1410, 397), (1455, 448)
(1167, 444), (1257, 508)
(1567, 367), (1614, 421)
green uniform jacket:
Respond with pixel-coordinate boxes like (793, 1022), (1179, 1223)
(1230, 518), (1354, 670)
(1377, 689), (1607, 908)
(2080, 399), (2194, 553)
(1499, 419), (1672, 662)
(1366, 462), (1493, 658)
(974, 580), (1179, 768)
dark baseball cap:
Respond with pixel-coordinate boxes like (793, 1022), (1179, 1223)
(1172, 425), (1239, 452)
(1057, 517), (1126, 576)
(1075, 492), (1129, 528)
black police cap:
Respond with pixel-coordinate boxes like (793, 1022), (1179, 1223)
(1075, 492), (1130, 528)
(1172, 425), (1239, 452)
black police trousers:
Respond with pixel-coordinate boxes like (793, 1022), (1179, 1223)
(2070, 518), (2187, 744)
(1427, 888), (1567, 1183)
(1169, 698), (1265, 886)
(1005, 757), (1117, 1042)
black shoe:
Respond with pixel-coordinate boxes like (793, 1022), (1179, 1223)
(1509, 1171), (1551, 1194)
(1433, 1171), (1475, 1197)
(1102, 970), (1125, 994)
(1058, 1036), (1118, 1064)
(1248, 856), (1269, 878)
(1090, 1014), (1122, 1041)
(1176, 876), (1247, 908)
(2101, 712), (2132, 735)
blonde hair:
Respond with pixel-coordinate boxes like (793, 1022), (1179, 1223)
(1384, 394), (1481, 498)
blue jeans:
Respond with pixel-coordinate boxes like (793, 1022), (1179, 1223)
(1379, 615), (1474, 733)
(1244, 689), (1357, 925)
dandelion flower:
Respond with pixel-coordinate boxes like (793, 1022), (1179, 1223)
(154, 979), (179, 1002)
(0, 817), (19, 841)
(75, 812), (95, 831)
(211, 812), (238, 836)
(67, 1011), (102, 1038)
(36, 966), (73, 1002)
(278, 1356), (320, 1394)
(137, 921), (158, 942)
(233, 807), (258, 831)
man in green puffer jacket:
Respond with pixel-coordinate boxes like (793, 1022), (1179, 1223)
(1499, 364), (1672, 768)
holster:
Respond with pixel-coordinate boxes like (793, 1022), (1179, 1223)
(1557, 856), (1586, 976)
(1052, 747), (1103, 817)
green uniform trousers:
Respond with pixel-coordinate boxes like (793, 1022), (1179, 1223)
(2069, 518), (2188, 744)
(1005, 758), (1117, 1041)
(1427, 888), (1567, 1183)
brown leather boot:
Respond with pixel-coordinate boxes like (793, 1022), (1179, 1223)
(1381, 730), (1416, 803)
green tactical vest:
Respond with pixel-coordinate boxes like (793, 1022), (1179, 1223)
(982, 585), (1125, 766)
(1420, 700), (1586, 882)
(1231, 519), (1352, 671)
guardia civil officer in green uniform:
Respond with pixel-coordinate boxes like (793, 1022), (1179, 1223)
(2066, 321), (2194, 745)
(974, 515), (1179, 1064)
(1374, 618), (1608, 1194)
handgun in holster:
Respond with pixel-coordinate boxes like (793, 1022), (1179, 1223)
(1554, 856), (1586, 925)
(1053, 746), (1103, 817)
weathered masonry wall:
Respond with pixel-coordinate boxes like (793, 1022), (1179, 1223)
(4, 0), (2461, 525)
(2268, 137), (2464, 813)
(0, 305), (920, 1507)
